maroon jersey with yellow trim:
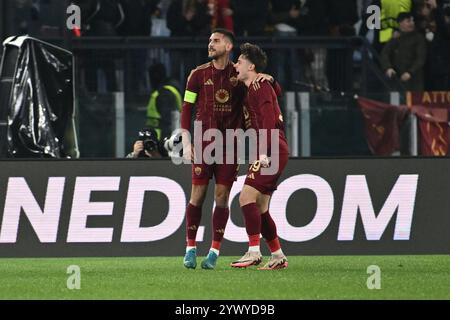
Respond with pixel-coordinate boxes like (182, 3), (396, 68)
(243, 81), (289, 156)
(181, 61), (246, 132)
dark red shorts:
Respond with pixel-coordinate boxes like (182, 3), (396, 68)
(244, 153), (289, 195)
(191, 137), (240, 187)
(192, 162), (239, 187)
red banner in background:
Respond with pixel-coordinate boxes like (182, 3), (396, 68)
(358, 94), (450, 157)
(357, 97), (409, 155)
(407, 92), (450, 109)
(407, 92), (450, 156)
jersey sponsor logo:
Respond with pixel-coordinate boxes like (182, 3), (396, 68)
(230, 76), (238, 87)
(214, 104), (232, 112)
(215, 89), (230, 104)
(204, 79), (214, 85)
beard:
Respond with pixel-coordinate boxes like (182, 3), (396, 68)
(208, 49), (225, 61)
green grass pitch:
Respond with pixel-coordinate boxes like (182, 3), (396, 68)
(0, 255), (449, 299)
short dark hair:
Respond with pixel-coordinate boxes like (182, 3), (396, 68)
(397, 12), (414, 23)
(148, 62), (167, 88)
(211, 28), (235, 44)
(239, 43), (268, 73)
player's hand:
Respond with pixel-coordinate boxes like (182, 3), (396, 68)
(133, 141), (144, 157)
(254, 73), (274, 83)
(252, 73), (274, 90)
(183, 143), (194, 163)
(401, 72), (412, 82)
(385, 68), (396, 78)
(259, 154), (270, 168)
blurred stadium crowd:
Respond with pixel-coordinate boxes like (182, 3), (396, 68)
(3, 0), (449, 93)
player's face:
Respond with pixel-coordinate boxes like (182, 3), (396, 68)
(208, 33), (231, 59)
(234, 55), (252, 81)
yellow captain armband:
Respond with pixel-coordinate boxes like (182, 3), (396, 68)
(184, 90), (198, 104)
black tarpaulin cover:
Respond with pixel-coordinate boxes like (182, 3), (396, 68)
(2, 36), (78, 158)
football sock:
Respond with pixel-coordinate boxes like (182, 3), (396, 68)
(186, 203), (202, 247)
(242, 203), (261, 251)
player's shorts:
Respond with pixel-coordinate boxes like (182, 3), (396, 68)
(244, 153), (289, 195)
(192, 163), (239, 187)
(191, 136), (240, 187)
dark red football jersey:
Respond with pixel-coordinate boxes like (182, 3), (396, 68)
(181, 61), (246, 132)
(243, 81), (289, 156)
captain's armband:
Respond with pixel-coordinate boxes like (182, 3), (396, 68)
(184, 90), (198, 104)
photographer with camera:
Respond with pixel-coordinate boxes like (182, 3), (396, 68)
(127, 128), (164, 158)
(127, 128), (183, 158)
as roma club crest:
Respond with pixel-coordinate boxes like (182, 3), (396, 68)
(230, 77), (238, 87)
(215, 89), (230, 104)
(194, 167), (202, 176)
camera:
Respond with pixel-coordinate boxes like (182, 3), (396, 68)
(163, 132), (183, 157)
(134, 129), (182, 158)
(138, 128), (159, 154)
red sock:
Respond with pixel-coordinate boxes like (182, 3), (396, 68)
(261, 211), (277, 241)
(211, 207), (229, 250)
(266, 238), (281, 253)
(261, 211), (281, 253)
(241, 203), (261, 247)
(186, 203), (202, 247)
(249, 234), (260, 247)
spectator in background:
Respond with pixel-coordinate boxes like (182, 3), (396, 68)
(167, 0), (212, 36)
(287, 0), (329, 36)
(379, 0), (412, 51)
(118, 0), (160, 36)
(10, 0), (40, 36)
(326, 0), (359, 92)
(268, 0), (329, 36)
(268, 0), (328, 90)
(146, 62), (182, 140)
(76, 0), (124, 37)
(75, 0), (125, 92)
(413, 0), (434, 34)
(360, 0), (413, 52)
(327, 0), (359, 37)
(117, 1), (161, 94)
(425, 0), (450, 90)
(208, 0), (234, 31)
(231, 0), (270, 36)
(381, 12), (427, 91)
(167, 0), (212, 84)
(267, 0), (303, 90)
(269, 0), (302, 33)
